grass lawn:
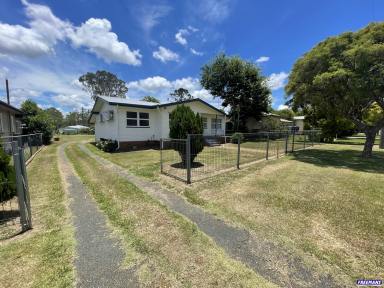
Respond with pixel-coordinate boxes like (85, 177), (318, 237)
(87, 137), (384, 284)
(180, 144), (384, 283)
(66, 143), (276, 287)
(0, 142), (75, 288)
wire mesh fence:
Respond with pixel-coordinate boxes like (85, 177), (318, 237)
(1, 133), (43, 164)
(160, 130), (321, 183)
(0, 137), (35, 240)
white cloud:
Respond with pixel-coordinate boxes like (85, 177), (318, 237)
(135, 3), (172, 33)
(198, 0), (232, 23)
(0, 0), (141, 65)
(127, 76), (214, 102)
(190, 48), (203, 56)
(52, 93), (92, 111)
(175, 29), (188, 46)
(267, 72), (289, 90)
(152, 46), (180, 63)
(277, 104), (289, 110)
(0, 66), (9, 78)
(128, 76), (171, 91)
(256, 56), (270, 63)
(68, 18), (142, 65)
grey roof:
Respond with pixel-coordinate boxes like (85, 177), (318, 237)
(293, 115), (305, 120)
(97, 96), (159, 107)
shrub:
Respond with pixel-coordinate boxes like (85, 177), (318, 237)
(231, 132), (244, 143)
(169, 105), (204, 166)
(95, 139), (118, 152)
(0, 145), (16, 202)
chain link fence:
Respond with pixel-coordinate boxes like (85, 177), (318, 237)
(160, 130), (321, 183)
(0, 135), (39, 239)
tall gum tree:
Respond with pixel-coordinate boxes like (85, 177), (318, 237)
(286, 23), (384, 157)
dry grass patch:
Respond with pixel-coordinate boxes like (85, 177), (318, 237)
(0, 143), (75, 288)
(66, 144), (276, 287)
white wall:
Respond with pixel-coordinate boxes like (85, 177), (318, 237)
(94, 103), (118, 140)
(116, 106), (160, 141)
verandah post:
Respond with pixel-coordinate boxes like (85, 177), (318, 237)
(186, 134), (191, 184)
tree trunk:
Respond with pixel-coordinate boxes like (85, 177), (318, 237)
(362, 129), (376, 158)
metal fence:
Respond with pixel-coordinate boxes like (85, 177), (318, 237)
(1, 133), (43, 163)
(0, 136), (37, 239)
(160, 130), (321, 183)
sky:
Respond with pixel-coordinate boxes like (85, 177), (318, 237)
(0, 0), (383, 114)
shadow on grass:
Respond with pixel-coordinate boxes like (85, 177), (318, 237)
(170, 162), (204, 169)
(291, 147), (384, 174)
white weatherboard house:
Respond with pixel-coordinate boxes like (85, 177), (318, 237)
(89, 96), (226, 150)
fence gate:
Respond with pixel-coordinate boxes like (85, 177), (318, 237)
(0, 141), (32, 239)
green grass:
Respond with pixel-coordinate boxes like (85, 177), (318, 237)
(66, 144), (276, 287)
(334, 137), (380, 145)
(179, 144), (384, 283)
(0, 143), (75, 288)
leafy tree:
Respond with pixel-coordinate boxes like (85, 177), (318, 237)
(64, 111), (80, 126)
(0, 144), (16, 202)
(79, 70), (128, 100)
(286, 23), (384, 157)
(21, 100), (54, 145)
(142, 96), (160, 103)
(201, 53), (271, 131)
(274, 108), (295, 120)
(45, 107), (63, 130)
(170, 88), (193, 102)
(169, 105), (204, 166)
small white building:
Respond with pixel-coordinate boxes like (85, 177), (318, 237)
(293, 116), (305, 132)
(89, 96), (226, 150)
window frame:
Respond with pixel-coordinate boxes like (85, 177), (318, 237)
(211, 118), (222, 130)
(202, 117), (208, 129)
(0, 113), (3, 133)
(126, 111), (150, 127)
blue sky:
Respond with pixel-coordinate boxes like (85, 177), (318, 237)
(0, 0), (383, 113)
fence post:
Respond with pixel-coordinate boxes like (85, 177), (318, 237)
(18, 142), (32, 229)
(186, 134), (191, 184)
(304, 131), (306, 149)
(311, 130), (314, 146)
(237, 136), (240, 169)
(285, 131), (289, 154)
(28, 135), (33, 158)
(292, 130), (295, 152)
(12, 141), (29, 231)
(160, 138), (163, 174)
(266, 133), (270, 160)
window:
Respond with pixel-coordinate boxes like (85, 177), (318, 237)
(126, 111), (150, 127)
(10, 115), (15, 133)
(100, 113), (104, 123)
(211, 118), (222, 130)
(202, 117), (208, 129)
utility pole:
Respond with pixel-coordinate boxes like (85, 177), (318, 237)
(380, 128), (384, 149)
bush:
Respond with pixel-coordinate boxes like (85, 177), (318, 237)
(231, 132), (244, 144)
(169, 105), (204, 166)
(95, 139), (118, 152)
(0, 145), (16, 202)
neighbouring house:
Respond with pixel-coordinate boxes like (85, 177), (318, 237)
(0, 99), (23, 136)
(245, 113), (293, 132)
(89, 96), (226, 150)
(293, 115), (305, 132)
(60, 125), (90, 134)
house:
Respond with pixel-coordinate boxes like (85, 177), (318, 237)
(89, 96), (226, 150)
(0, 99), (23, 136)
(293, 116), (305, 132)
(60, 125), (90, 135)
(245, 113), (293, 132)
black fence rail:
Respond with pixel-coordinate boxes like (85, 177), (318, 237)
(160, 130), (321, 183)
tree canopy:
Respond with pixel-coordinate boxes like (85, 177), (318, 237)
(142, 96), (160, 103)
(45, 107), (63, 130)
(79, 70), (128, 100)
(201, 53), (271, 131)
(169, 88), (193, 102)
(286, 23), (384, 157)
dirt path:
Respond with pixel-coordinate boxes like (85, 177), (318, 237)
(79, 144), (340, 288)
(58, 144), (138, 288)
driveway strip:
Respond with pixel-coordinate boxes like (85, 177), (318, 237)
(58, 144), (138, 288)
